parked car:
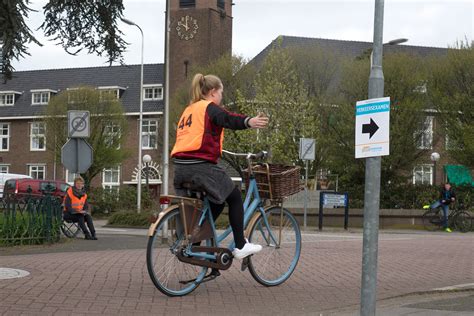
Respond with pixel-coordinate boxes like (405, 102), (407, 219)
(3, 178), (70, 201)
(0, 173), (32, 199)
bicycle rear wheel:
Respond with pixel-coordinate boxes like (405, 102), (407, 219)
(146, 206), (211, 296)
(422, 209), (443, 231)
(454, 211), (472, 233)
(248, 206), (301, 286)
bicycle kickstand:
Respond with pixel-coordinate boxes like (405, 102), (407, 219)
(179, 269), (221, 285)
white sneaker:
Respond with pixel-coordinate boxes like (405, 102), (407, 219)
(232, 239), (262, 260)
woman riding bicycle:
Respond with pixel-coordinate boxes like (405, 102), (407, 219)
(171, 73), (269, 259)
(430, 182), (456, 232)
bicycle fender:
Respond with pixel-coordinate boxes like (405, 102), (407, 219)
(147, 204), (179, 237)
(244, 205), (279, 238)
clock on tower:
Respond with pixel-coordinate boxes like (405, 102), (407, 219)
(169, 0), (233, 94)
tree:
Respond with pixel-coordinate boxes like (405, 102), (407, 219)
(428, 41), (474, 169)
(168, 54), (257, 174)
(323, 52), (432, 200)
(1, 0), (126, 81)
(229, 47), (316, 168)
(43, 87), (129, 187)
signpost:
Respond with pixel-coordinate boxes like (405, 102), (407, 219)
(318, 191), (349, 230)
(299, 138), (315, 230)
(355, 97), (390, 159)
(68, 111), (90, 138)
(61, 138), (93, 173)
(61, 111), (93, 174)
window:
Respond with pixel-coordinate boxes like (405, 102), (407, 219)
(217, 0), (225, 9)
(0, 123), (9, 151)
(0, 93), (14, 106)
(29, 165), (46, 180)
(67, 88), (84, 104)
(103, 166), (120, 193)
(414, 116), (433, 149)
(413, 165), (433, 185)
(65, 170), (80, 185)
(0, 165), (9, 173)
(414, 83), (427, 94)
(142, 119), (158, 149)
(99, 89), (119, 101)
(104, 122), (121, 149)
(180, 0), (195, 7)
(31, 92), (50, 105)
(30, 122), (46, 151)
(143, 86), (163, 101)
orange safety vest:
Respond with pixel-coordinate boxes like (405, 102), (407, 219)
(63, 187), (87, 214)
(171, 100), (224, 160)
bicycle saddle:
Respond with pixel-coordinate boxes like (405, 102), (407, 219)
(180, 182), (207, 200)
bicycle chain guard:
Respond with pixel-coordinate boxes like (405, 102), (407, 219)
(176, 246), (233, 270)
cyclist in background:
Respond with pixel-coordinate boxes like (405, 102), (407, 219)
(171, 73), (269, 259)
(430, 182), (456, 233)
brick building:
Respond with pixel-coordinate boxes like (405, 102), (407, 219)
(0, 0), (234, 192)
(1, 2), (471, 191)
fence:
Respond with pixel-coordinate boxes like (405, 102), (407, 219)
(0, 190), (63, 246)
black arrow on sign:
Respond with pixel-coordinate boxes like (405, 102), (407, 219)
(362, 118), (379, 139)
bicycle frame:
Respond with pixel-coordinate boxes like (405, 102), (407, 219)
(185, 175), (280, 261)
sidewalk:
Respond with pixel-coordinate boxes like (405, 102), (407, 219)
(0, 221), (472, 315)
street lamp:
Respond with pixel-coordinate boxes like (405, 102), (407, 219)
(431, 152), (440, 186)
(360, 1), (409, 312)
(143, 154), (152, 192)
(121, 17), (145, 213)
(370, 38), (408, 67)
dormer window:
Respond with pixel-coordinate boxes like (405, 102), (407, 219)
(98, 86), (126, 101)
(31, 89), (57, 105)
(67, 87), (81, 104)
(143, 84), (163, 101)
(0, 91), (22, 106)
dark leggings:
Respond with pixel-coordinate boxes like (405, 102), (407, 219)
(64, 213), (96, 236)
(210, 187), (246, 249)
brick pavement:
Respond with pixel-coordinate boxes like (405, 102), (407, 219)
(0, 232), (473, 315)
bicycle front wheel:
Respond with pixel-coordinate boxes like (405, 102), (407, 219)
(454, 211), (472, 233)
(146, 206), (210, 297)
(248, 206), (301, 286)
(422, 209), (442, 231)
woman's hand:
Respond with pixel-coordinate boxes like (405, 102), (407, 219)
(248, 113), (269, 129)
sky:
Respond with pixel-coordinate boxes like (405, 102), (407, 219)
(12, 0), (474, 71)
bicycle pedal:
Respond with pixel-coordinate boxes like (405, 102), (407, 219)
(240, 256), (252, 272)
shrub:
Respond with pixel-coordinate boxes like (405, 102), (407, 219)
(88, 186), (157, 215)
(107, 210), (154, 227)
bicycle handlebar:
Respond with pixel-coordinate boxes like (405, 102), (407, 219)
(222, 149), (268, 161)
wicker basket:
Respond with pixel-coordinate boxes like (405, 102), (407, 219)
(243, 164), (301, 200)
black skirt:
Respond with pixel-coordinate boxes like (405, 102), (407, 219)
(173, 161), (235, 204)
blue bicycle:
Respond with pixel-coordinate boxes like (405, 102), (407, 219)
(146, 150), (302, 296)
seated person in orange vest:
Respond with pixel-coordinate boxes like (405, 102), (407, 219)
(63, 176), (97, 240)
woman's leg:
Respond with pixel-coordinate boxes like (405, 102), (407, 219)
(84, 214), (96, 238)
(224, 187), (246, 249)
(73, 214), (92, 237)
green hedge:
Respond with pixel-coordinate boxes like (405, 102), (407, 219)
(0, 198), (62, 246)
(88, 186), (157, 216)
(107, 210), (154, 228)
(345, 183), (473, 209)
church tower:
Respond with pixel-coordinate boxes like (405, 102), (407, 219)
(169, 0), (233, 94)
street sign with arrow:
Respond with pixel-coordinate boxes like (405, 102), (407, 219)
(355, 97), (390, 159)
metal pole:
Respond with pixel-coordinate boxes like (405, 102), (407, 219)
(137, 25), (144, 213)
(360, 1), (384, 315)
(304, 160), (308, 230)
(162, 0), (170, 197)
(146, 162), (150, 190)
(433, 160), (437, 186)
